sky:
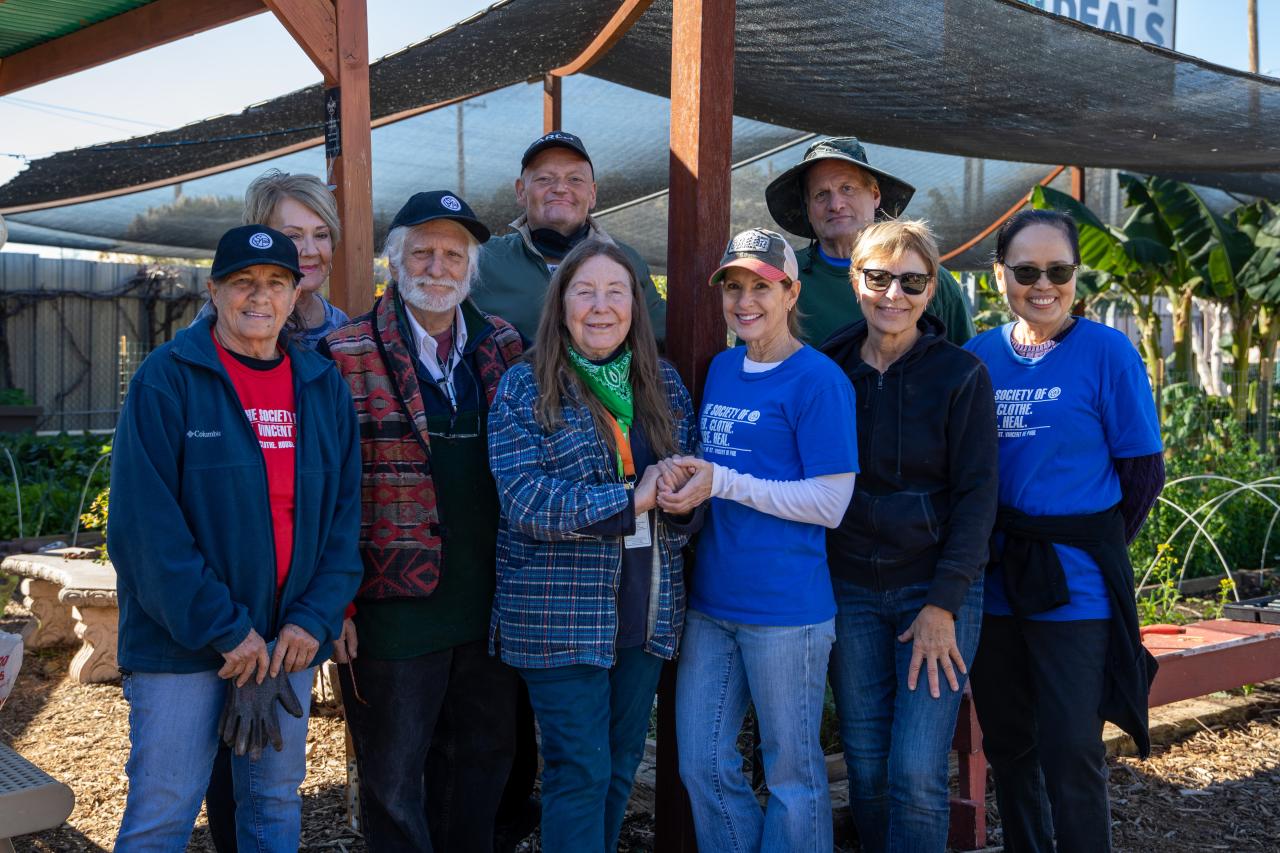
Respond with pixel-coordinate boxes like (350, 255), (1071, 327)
(0, 0), (1276, 252)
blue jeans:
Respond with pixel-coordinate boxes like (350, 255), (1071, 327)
(829, 578), (983, 853)
(676, 609), (835, 853)
(518, 646), (664, 853)
(115, 667), (315, 853)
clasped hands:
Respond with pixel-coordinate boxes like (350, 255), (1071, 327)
(633, 455), (714, 516)
(216, 623), (317, 760)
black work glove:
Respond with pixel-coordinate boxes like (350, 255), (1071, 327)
(217, 670), (305, 761)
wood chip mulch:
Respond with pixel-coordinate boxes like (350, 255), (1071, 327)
(6, 622), (1280, 851)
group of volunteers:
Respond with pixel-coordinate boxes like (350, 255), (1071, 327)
(106, 130), (1164, 853)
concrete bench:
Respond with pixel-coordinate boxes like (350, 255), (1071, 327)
(0, 742), (75, 852)
(2, 549), (118, 684)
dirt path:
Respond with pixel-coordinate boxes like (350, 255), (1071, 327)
(6, 646), (1280, 851)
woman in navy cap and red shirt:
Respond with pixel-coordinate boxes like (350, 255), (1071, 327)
(109, 224), (362, 851)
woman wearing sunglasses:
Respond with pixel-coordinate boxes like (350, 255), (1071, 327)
(964, 209), (1163, 853)
(819, 219), (997, 852)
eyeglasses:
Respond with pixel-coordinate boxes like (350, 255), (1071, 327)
(859, 269), (932, 295)
(1004, 263), (1078, 286)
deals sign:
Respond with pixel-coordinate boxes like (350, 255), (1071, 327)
(1020, 0), (1176, 48)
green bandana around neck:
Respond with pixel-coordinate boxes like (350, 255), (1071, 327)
(567, 344), (634, 435)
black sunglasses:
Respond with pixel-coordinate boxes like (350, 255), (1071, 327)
(1005, 262), (1078, 286)
(859, 269), (932, 295)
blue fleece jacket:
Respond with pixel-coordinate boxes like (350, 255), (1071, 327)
(108, 318), (362, 673)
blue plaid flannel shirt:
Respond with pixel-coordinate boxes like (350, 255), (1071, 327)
(487, 360), (699, 669)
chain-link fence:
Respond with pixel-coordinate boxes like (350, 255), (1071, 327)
(0, 254), (205, 432)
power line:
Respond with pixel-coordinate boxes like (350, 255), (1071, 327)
(1, 96), (168, 129)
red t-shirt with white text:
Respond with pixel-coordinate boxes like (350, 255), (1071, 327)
(214, 333), (296, 591)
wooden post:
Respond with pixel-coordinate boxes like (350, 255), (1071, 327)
(656, 2), (736, 851)
(1070, 165), (1085, 204)
(663, 0), (734, 399)
(543, 74), (562, 134)
(328, 0), (374, 317)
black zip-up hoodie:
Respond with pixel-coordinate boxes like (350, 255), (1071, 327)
(820, 315), (998, 614)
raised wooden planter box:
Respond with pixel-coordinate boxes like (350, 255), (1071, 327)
(0, 405), (42, 433)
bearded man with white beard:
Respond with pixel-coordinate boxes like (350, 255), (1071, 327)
(323, 191), (526, 853)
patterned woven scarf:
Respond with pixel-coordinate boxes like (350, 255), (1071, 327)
(567, 345), (634, 435)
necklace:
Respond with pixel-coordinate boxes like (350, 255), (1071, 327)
(1014, 315), (1074, 346)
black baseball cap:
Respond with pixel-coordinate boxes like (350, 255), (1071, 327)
(211, 225), (302, 281)
(520, 131), (593, 171)
(389, 190), (490, 243)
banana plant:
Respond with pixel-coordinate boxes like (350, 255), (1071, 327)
(1230, 202), (1280, 442)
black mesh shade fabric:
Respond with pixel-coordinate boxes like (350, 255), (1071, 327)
(3, 0), (1279, 260)
(0, 0), (628, 208)
(590, 0), (1280, 173)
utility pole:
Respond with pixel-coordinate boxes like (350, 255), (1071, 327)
(1248, 0), (1260, 73)
(456, 101), (486, 198)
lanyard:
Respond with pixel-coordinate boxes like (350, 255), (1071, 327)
(608, 416), (636, 484)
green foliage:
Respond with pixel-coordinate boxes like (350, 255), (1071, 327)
(971, 272), (1012, 332)
(0, 389), (34, 406)
(1137, 544), (1186, 626)
(1130, 389), (1279, 580)
(0, 434), (111, 540)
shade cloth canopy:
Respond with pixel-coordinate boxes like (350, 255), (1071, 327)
(2, 0), (1276, 263)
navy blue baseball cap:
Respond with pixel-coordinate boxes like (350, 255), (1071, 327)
(211, 225), (302, 281)
(521, 131), (593, 171)
(389, 190), (490, 243)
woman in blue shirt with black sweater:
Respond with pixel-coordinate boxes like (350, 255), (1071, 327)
(660, 228), (858, 853)
(964, 210), (1164, 853)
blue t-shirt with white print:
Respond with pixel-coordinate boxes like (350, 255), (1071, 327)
(691, 345), (859, 626)
(965, 318), (1162, 621)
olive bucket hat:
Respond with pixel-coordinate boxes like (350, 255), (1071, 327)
(765, 136), (916, 239)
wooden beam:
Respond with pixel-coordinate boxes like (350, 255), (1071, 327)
(549, 0), (653, 76)
(543, 74), (562, 134)
(656, 1), (736, 849)
(264, 0), (338, 83)
(0, 0), (266, 96)
(1070, 165), (1085, 204)
(327, 0), (373, 317)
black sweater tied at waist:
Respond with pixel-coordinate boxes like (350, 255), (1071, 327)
(995, 503), (1159, 758)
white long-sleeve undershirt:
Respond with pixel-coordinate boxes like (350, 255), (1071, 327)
(710, 464), (856, 529)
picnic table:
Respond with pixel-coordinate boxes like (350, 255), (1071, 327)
(946, 618), (1280, 849)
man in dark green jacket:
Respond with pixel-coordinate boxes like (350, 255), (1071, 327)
(474, 131), (666, 343)
(765, 137), (975, 347)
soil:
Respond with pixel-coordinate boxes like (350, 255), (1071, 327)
(5, 599), (1280, 852)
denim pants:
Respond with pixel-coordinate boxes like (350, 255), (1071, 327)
(969, 615), (1112, 853)
(676, 609), (836, 853)
(115, 666), (315, 853)
(518, 646), (664, 853)
(829, 577), (983, 853)
(339, 639), (518, 853)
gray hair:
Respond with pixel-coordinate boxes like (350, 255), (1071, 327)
(383, 222), (481, 291)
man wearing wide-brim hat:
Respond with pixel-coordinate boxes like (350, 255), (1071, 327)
(765, 136), (975, 347)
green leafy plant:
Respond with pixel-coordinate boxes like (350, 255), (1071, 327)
(1201, 577), (1237, 621)
(0, 434), (111, 540)
(1137, 544), (1186, 626)
(0, 388), (34, 406)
